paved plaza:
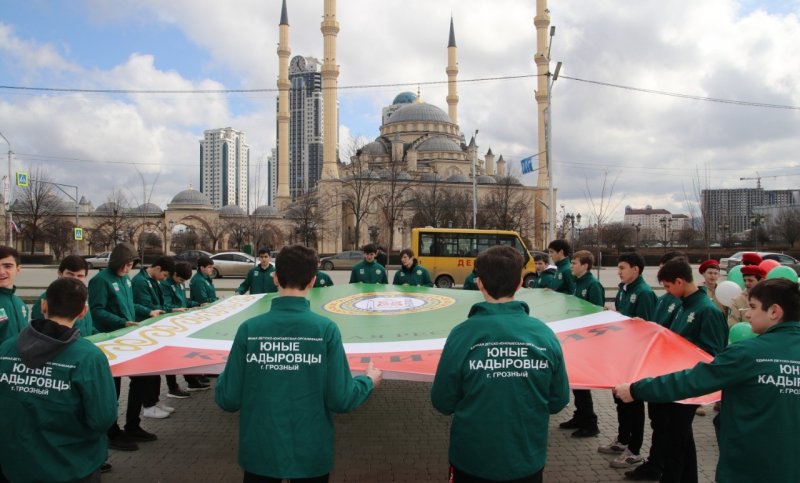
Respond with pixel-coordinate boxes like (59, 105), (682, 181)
(104, 381), (719, 482)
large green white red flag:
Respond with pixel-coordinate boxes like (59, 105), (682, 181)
(89, 285), (718, 403)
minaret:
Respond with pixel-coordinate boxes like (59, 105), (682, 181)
(446, 16), (459, 126)
(276, 0), (291, 205)
(534, 0), (551, 245)
(321, 0), (340, 179)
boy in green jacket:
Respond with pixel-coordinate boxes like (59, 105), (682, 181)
(349, 243), (388, 284)
(0, 246), (28, 345)
(532, 252), (559, 289)
(431, 245), (570, 482)
(615, 278), (796, 483)
(547, 239), (576, 294)
(32, 255), (95, 338)
(392, 249), (433, 287)
(0, 278), (117, 483)
(559, 250), (603, 438)
(237, 248), (277, 295)
(215, 245), (382, 481)
(190, 256), (218, 305)
(462, 269), (478, 290)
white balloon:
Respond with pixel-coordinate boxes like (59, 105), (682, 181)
(716, 281), (742, 308)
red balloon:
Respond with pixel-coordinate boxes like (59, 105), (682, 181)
(758, 259), (780, 273)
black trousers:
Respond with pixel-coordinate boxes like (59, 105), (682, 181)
(660, 403), (698, 483)
(614, 396), (644, 454)
(645, 402), (669, 470)
(572, 389), (598, 427)
(243, 471), (328, 483)
(110, 375), (161, 434)
(450, 466), (543, 483)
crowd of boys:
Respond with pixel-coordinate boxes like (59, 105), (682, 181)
(0, 241), (797, 482)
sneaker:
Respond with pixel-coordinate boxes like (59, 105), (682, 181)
(598, 438), (627, 454)
(141, 405), (171, 419)
(624, 462), (661, 481)
(571, 426), (600, 438)
(559, 417), (581, 429)
(108, 433), (139, 452)
(696, 406), (706, 416)
(157, 403), (175, 413)
(101, 463), (113, 473)
(167, 387), (191, 399)
(187, 381), (211, 391)
(125, 426), (158, 442)
(611, 449), (644, 468)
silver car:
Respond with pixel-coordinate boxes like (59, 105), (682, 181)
(320, 250), (364, 270)
(84, 252), (111, 270)
(208, 252), (257, 278)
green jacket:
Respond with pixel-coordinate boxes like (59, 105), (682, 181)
(237, 264), (277, 295)
(574, 272), (605, 307)
(131, 268), (166, 322)
(88, 268), (136, 333)
(553, 258), (576, 294)
(160, 277), (199, 310)
(431, 301), (570, 480)
(653, 292), (682, 328)
(190, 272), (218, 305)
(0, 321), (118, 483)
(392, 262), (433, 287)
(533, 268), (559, 289)
(349, 260), (388, 284)
(631, 321), (800, 483)
(462, 271), (478, 290)
(668, 289), (728, 357)
(615, 275), (657, 320)
(0, 287), (28, 344)
(32, 291), (95, 338)
(313, 271), (334, 288)
(215, 296), (374, 478)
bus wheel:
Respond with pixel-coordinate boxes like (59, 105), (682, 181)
(523, 274), (537, 288)
(435, 275), (454, 289)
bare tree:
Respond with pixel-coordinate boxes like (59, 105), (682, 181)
(600, 222), (633, 253)
(583, 171), (625, 272)
(411, 174), (448, 228)
(12, 167), (65, 254)
(225, 220), (249, 251)
(285, 192), (325, 248)
(481, 175), (535, 235)
(44, 218), (75, 260)
(772, 207), (800, 248)
(375, 160), (414, 252)
(91, 189), (132, 251)
(184, 216), (226, 252)
(340, 141), (376, 250)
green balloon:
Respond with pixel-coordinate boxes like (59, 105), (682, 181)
(729, 322), (757, 344)
(727, 265), (745, 289)
(766, 265), (799, 283)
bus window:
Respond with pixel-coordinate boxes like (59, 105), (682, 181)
(419, 234), (435, 256)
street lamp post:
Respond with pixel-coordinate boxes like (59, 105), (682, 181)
(750, 214), (766, 251)
(659, 217), (672, 253)
(719, 222), (729, 248)
(0, 131), (13, 247)
(543, 26), (562, 246)
(632, 222), (641, 249)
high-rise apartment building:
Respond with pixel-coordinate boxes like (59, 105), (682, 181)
(199, 127), (250, 211)
(287, 55), (324, 199)
(702, 188), (795, 240)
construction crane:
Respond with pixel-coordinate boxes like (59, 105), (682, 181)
(739, 173), (785, 189)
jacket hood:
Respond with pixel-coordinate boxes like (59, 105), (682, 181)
(17, 319), (79, 369)
(468, 300), (531, 317)
(543, 266), (557, 274)
(400, 261), (419, 273)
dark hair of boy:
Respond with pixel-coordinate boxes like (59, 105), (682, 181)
(275, 245), (318, 290)
(659, 251), (686, 265)
(0, 246), (20, 265)
(547, 239), (572, 257)
(475, 245), (523, 300)
(362, 243), (377, 254)
(151, 256), (176, 275)
(58, 254), (88, 274)
(657, 259), (693, 284)
(258, 247), (269, 256)
(108, 243), (136, 272)
(533, 252), (549, 263)
(197, 256), (214, 269)
(749, 278), (800, 321)
(572, 250), (594, 271)
(174, 261), (193, 280)
(399, 248), (414, 259)
(46, 278), (88, 320)
(618, 252), (645, 275)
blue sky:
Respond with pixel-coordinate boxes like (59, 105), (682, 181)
(1, 0), (800, 217)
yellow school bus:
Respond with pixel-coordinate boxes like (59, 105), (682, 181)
(411, 227), (539, 288)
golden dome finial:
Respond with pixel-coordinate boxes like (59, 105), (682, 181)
(416, 85), (422, 103)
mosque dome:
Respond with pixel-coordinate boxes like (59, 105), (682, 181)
(495, 175), (522, 185)
(134, 202), (163, 215)
(477, 175), (497, 184)
(417, 137), (462, 153)
(386, 102), (452, 125)
(392, 92), (418, 105)
(219, 204), (246, 216)
(419, 172), (444, 182)
(361, 140), (388, 155)
(169, 189), (212, 207)
(95, 202), (122, 214)
(447, 174), (470, 183)
(253, 205), (278, 216)
(396, 172), (413, 181)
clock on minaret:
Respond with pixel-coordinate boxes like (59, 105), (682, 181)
(290, 55), (306, 73)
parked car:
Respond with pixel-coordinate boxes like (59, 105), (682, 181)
(208, 252), (257, 278)
(721, 251), (800, 275)
(319, 250), (364, 270)
(173, 249), (213, 267)
(84, 252), (141, 270)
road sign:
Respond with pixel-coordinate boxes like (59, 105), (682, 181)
(15, 172), (29, 187)
(74, 227), (84, 241)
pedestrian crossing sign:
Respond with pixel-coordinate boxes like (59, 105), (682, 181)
(74, 227), (84, 241)
(15, 172), (29, 187)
